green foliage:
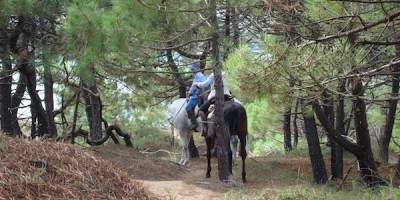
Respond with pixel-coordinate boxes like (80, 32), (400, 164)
(224, 41), (285, 102)
(104, 104), (166, 150)
(132, 118), (163, 150)
(224, 182), (400, 200)
(251, 136), (283, 156)
(244, 98), (284, 155)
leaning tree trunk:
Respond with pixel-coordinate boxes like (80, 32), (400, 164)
(10, 74), (27, 136)
(352, 78), (383, 186)
(313, 100), (386, 187)
(83, 80), (103, 141)
(19, 50), (51, 137)
(302, 102), (328, 184)
(379, 46), (400, 165)
(348, 33), (383, 186)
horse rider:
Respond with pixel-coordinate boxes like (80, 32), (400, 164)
(186, 63), (206, 131)
(193, 71), (232, 135)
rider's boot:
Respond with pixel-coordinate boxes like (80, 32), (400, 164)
(187, 109), (198, 131)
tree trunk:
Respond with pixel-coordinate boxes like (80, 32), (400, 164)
(0, 40), (13, 134)
(166, 48), (186, 98)
(333, 80), (346, 180)
(302, 102), (328, 184)
(283, 81), (294, 152)
(352, 78), (383, 186)
(43, 53), (57, 137)
(292, 98), (300, 148)
(83, 81), (103, 141)
(19, 52), (50, 137)
(223, 0), (230, 61)
(396, 155), (400, 178)
(313, 100), (386, 186)
(379, 46), (400, 165)
(211, 0), (230, 182)
(30, 104), (37, 138)
(283, 105), (292, 152)
(323, 91), (343, 180)
(10, 74), (27, 136)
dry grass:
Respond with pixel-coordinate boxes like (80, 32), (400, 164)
(0, 135), (161, 200)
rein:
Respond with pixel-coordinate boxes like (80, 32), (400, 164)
(199, 88), (212, 97)
(171, 100), (187, 124)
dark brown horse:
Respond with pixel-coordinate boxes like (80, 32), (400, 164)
(204, 100), (248, 183)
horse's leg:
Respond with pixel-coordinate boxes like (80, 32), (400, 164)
(228, 139), (233, 176)
(179, 131), (190, 165)
(205, 136), (213, 178)
(230, 135), (238, 165)
(239, 135), (247, 183)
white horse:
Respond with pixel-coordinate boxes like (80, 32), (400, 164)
(167, 98), (203, 165)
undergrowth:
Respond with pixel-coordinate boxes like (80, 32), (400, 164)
(224, 183), (400, 200)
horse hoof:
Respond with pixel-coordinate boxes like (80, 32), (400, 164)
(206, 174), (210, 178)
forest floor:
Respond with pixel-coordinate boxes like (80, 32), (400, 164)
(90, 140), (400, 200)
(1, 134), (398, 199)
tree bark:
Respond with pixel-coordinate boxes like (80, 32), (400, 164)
(19, 52), (50, 137)
(43, 53), (57, 137)
(352, 78), (382, 186)
(313, 100), (386, 186)
(379, 46), (400, 165)
(211, 0), (230, 182)
(166, 47), (186, 98)
(10, 74), (27, 136)
(302, 102), (328, 184)
(333, 80), (346, 180)
(323, 90), (343, 180)
(293, 98), (300, 148)
(83, 80), (103, 141)
(0, 40), (13, 134)
(283, 105), (292, 152)
(396, 155), (400, 178)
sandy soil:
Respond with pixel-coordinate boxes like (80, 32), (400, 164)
(89, 143), (399, 200)
(90, 144), (254, 199)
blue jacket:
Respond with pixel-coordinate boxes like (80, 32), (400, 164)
(189, 71), (206, 96)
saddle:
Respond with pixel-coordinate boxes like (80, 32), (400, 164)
(206, 95), (234, 119)
(209, 95), (233, 104)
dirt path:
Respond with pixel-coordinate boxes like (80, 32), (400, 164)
(137, 158), (228, 200)
(90, 145), (237, 199)
(89, 144), (400, 199)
